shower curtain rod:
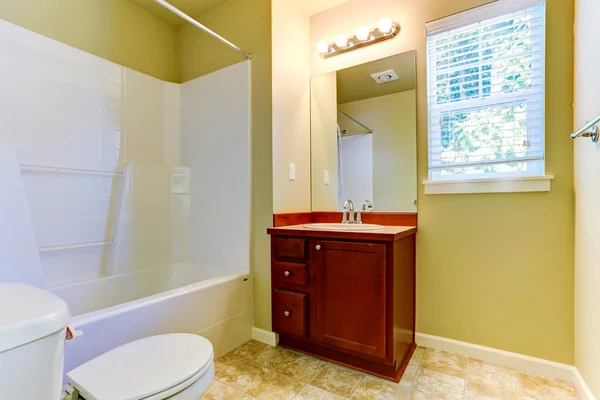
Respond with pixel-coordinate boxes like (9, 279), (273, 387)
(154, 0), (252, 60)
(337, 110), (373, 134)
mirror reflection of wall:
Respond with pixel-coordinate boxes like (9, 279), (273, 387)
(311, 51), (417, 212)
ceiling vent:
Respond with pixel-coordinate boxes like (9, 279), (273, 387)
(370, 69), (399, 84)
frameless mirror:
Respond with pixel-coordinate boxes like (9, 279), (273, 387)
(310, 50), (417, 212)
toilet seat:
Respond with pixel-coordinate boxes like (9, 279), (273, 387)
(138, 359), (214, 400)
(67, 333), (214, 400)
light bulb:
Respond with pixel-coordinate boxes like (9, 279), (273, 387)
(317, 40), (329, 53)
(356, 26), (370, 41)
(378, 18), (393, 34)
(335, 34), (349, 48)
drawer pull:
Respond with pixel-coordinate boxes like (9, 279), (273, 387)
(284, 311), (291, 317)
(273, 262), (307, 286)
(316, 244), (322, 250)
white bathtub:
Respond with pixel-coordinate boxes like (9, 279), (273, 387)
(49, 263), (252, 377)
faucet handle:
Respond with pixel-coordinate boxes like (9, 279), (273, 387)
(356, 210), (362, 224)
(348, 209), (355, 223)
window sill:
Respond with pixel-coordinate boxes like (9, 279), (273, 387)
(423, 175), (554, 195)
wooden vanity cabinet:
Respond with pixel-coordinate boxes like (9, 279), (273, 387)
(267, 226), (416, 382)
(315, 241), (387, 359)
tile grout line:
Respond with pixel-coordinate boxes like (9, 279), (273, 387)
(289, 384), (306, 400)
(233, 343), (328, 400)
(210, 378), (256, 399)
(214, 343), (282, 397)
(406, 348), (423, 398)
(297, 363), (330, 397)
(347, 375), (366, 399)
(281, 353), (331, 399)
(296, 357), (368, 399)
(463, 357), (470, 400)
(409, 360), (423, 398)
(517, 371), (526, 399)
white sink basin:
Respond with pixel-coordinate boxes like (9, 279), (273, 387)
(303, 223), (384, 231)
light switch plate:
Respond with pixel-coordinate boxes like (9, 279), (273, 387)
(289, 163), (296, 181)
(324, 170), (330, 185)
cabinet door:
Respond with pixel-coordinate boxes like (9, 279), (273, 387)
(314, 240), (387, 359)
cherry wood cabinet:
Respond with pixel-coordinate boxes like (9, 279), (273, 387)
(267, 225), (417, 382)
(272, 289), (307, 337)
(315, 241), (387, 359)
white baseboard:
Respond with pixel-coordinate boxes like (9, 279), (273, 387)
(252, 327), (278, 346)
(573, 368), (597, 400)
(416, 333), (597, 400)
(416, 332), (574, 381)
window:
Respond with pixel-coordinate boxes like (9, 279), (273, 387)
(425, 0), (550, 192)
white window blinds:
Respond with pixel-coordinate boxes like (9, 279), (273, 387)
(426, 0), (546, 181)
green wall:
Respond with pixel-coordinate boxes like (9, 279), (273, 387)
(416, 0), (575, 363)
(179, 0), (273, 331)
(0, 0), (180, 82)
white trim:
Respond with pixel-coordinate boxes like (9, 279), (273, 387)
(416, 333), (597, 400)
(252, 327), (279, 346)
(574, 368), (597, 400)
(426, 0), (545, 35)
(426, 1), (547, 183)
(423, 174), (553, 194)
(416, 333), (573, 381)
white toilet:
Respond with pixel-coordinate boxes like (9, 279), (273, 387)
(0, 284), (215, 400)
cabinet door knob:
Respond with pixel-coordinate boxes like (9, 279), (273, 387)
(284, 311), (291, 317)
(316, 244), (322, 250)
(284, 271), (291, 277)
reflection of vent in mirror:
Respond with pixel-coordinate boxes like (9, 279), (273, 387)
(370, 69), (399, 84)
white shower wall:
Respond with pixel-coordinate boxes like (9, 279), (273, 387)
(0, 19), (250, 286)
(338, 134), (373, 209)
(181, 62), (252, 273)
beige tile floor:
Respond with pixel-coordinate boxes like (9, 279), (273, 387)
(201, 340), (579, 400)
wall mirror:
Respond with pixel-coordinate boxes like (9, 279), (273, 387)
(310, 50), (417, 213)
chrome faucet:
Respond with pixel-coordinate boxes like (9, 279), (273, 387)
(354, 200), (372, 224)
(342, 199), (355, 223)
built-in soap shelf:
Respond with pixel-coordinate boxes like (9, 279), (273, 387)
(171, 166), (190, 195)
(20, 164), (123, 177)
(37, 239), (115, 254)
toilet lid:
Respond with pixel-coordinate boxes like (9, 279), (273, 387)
(67, 333), (214, 400)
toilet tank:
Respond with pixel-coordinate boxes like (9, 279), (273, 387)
(0, 284), (70, 400)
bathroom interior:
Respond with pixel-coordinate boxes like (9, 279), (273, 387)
(0, 0), (597, 399)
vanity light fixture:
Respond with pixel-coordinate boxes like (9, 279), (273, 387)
(317, 18), (400, 59)
(335, 34), (349, 48)
(316, 40), (330, 53)
(356, 26), (370, 41)
(378, 18), (393, 34)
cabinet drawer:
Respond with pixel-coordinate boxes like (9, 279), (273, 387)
(273, 289), (307, 337)
(273, 237), (307, 260)
(273, 262), (308, 286)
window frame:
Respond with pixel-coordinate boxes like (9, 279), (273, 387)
(424, 0), (551, 192)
